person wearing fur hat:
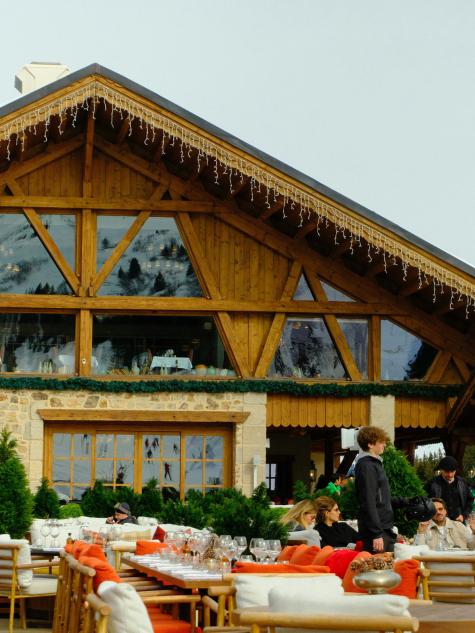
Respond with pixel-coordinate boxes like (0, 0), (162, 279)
(106, 502), (138, 524)
(426, 456), (473, 522)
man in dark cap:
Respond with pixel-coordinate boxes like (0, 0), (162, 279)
(426, 456), (472, 521)
(105, 502), (138, 525)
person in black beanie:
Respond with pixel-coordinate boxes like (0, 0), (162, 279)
(426, 456), (472, 521)
(106, 502), (138, 524)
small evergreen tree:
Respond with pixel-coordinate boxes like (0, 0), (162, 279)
(0, 429), (33, 538)
(292, 480), (311, 502)
(137, 479), (164, 517)
(59, 503), (82, 519)
(158, 498), (208, 529)
(33, 477), (60, 519)
(414, 450), (444, 485)
(80, 481), (115, 517)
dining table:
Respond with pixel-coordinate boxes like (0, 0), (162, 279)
(122, 554), (230, 590)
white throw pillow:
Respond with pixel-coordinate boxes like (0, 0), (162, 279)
(234, 574), (343, 609)
(0, 534), (33, 588)
(97, 581), (153, 633)
(268, 587), (410, 633)
(393, 542), (430, 560)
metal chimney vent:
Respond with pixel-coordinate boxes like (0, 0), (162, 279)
(14, 62), (70, 94)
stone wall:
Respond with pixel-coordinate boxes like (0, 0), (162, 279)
(0, 389), (267, 496)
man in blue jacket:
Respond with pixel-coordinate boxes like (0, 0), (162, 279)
(354, 426), (396, 553)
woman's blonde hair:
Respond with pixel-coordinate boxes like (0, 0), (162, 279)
(280, 499), (317, 529)
(315, 496), (339, 524)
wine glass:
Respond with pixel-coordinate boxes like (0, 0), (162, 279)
(234, 536), (247, 559)
(50, 520), (60, 548)
(40, 522), (51, 548)
(249, 538), (266, 563)
(265, 539), (281, 562)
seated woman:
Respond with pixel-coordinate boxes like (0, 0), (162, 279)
(314, 496), (359, 548)
(280, 499), (321, 546)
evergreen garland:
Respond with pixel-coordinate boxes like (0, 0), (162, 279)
(0, 376), (462, 399)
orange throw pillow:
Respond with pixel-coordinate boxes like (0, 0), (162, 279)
(277, 545), (299, 562)
(71, 540), (89, 559)
(312, 545), (334, 566)
(389, 559), (420, 599)
(80, 544), (108, 561)
(325, 549), (359, 579)
(136, 540), (168, 555)
(290, 545), (320, 566)
(78, 555), (122, 591)
(341, 551), (372, 593)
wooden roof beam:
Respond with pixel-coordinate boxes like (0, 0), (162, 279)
(0, 134), (84, 186)
(446, 371), (475, 432)
(259, 198), (284, 220)
(294, 222), (317, 240)
(115, 117), (130, 145)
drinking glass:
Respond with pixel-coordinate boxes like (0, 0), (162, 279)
(234, 536), (247, 559)
(265, 539), (281, 562)
(99, 526), (110, 549)
(40, 522), (51, 548)
(249, 538), (266, 563)
(50, 520), (60, 548)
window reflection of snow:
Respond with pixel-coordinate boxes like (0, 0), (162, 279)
(185, 461), (203, 485)
(186, 436), (203, 459)
(269, 318), (346, 379)
(381, 320), (437, 380)
(205, 437), (224, 459)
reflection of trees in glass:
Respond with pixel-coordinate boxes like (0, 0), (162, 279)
(406, 342), (438, 379)
(271, 319), (345, 379)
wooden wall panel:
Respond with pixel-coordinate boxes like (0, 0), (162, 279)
(21, 150), (83, 197)
(440, 361), (464, 384)
(395, 397), (448, 428)
(267, 394), (369, 428)
(231, 313), (274, 374)
(191, 214), (291, 301)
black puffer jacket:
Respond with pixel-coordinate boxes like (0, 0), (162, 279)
(354, 454), (393, 539)
(426, 475), (473, 520)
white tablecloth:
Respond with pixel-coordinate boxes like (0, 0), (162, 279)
(150, 356), (193, 370)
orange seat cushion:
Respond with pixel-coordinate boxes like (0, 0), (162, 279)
(341, 551), (372, 592)
(81, 544), (108, 561)
(289, 545), (320, 566)
(78, 555), (122, 591)
(312, 545), (334, 566)
(136, 540), (169, 555)
(276, 545), (298, 562)
(152, 620), (191, 633)
(325, 549), (359, 579)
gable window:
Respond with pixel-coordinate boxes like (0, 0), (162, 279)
(381, 319), (438, 380)
(269, 317), (347, 379)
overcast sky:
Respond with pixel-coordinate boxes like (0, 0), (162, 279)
(0, 1), (473, 267)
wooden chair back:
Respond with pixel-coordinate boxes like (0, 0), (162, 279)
(66, 554), (96, 633)
(415, 553), (475, 603)
(83, 593), (111, 633)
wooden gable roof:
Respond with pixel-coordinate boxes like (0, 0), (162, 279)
(0, 63), (474, 366)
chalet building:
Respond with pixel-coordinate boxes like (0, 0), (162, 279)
(0, 64), (473, 503)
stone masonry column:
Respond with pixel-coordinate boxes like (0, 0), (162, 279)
(369, 395), (395, 443)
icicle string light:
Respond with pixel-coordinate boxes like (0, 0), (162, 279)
(0, 78), (474, 313)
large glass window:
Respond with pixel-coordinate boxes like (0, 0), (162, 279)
(0, 313), (75, 373)
(269, 317), (347, 379)
(91, 314), (234, 377)
(96, 216), (202, 297)
(48, 426), (230, 500)
(381, 320), (438, 380)
(338, 318), (368, 378)
(0, 213), (74, 294)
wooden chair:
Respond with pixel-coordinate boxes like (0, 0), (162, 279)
(229, 609), (418, 633)
(414, 553), (475, 603)
(83, 593), (111, 633)
(0, 542), (58, 633)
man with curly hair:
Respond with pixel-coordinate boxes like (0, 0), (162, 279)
(354, 426), (396, 553)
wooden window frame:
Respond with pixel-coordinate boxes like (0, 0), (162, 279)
(40, 409), (246, 499)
